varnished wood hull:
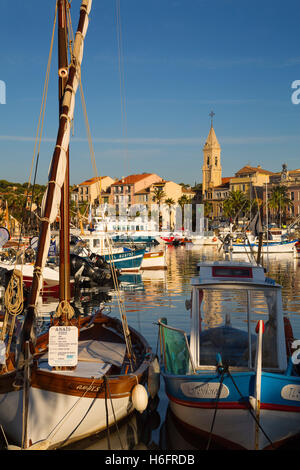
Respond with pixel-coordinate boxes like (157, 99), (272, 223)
(0, 368), (148, 449)
(0, 315), (152, 449)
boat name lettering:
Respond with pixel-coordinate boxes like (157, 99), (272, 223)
(70, 383), (105, 393)
(281, 384), (300, 402)
(181, 381), (229, 399)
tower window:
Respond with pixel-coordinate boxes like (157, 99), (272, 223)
(215, 156), (218, 166)
(207, 156), (210, 166)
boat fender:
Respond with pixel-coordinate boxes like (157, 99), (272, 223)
(132, 384), (148, 413)
(147, 356), (160, 399)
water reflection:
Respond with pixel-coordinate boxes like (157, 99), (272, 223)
(1, 246), (300, 450)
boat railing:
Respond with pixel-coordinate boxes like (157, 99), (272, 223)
(158, 319), (196, 374)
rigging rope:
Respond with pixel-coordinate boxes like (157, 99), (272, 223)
(66, 4), (102, 204)
(10, 2), (57, 252)
(0, 269), (24, 370)
(66, 4), (135, 368)
(115, 0), (129, 177)
(26, 3), (58, 223)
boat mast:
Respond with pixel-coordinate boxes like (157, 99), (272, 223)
(19, 0), (92, 353)
(58, 0), (71, 305)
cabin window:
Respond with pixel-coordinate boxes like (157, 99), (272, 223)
(93, 239), (101, 247)
(190, 287), (281, 370)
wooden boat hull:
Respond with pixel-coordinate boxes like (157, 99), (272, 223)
(0, 372), (143, 449)
(141, 251), (167, 270)
(0, 315), (152, 449)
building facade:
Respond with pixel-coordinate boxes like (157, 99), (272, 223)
(263, 165), (300, 220)
(109, 173), (164, 214)
(229, 165), (274, 202)
(77, 176), (116, 204)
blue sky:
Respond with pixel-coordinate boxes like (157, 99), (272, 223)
(0, 0), (300, 186)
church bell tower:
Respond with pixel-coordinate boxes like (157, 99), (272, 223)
(202, 111), (222, 197)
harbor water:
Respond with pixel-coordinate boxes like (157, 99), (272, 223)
(66, 245), (300, 450)
(2, 245), (300, 450)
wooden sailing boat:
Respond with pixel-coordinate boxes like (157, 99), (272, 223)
(0, 0), (152, 449)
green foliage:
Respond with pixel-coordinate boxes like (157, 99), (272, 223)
(268, 185), (293, 223)
(223, 190), (249, 221)
(152, 187), (166, 203)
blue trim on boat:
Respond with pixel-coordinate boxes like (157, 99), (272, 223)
(103, 248), (145, 270)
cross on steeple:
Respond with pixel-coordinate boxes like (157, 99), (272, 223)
(209, 110), (215, 127)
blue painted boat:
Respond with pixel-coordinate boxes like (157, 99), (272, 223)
(112, 234), (159, 246)
(72, 234), (146, 272)
(158, 261), (300, 449)
(103, 248), (146, 271)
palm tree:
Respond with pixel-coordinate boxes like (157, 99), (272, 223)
(152, 187), (165, 204)
(164, 197), (175, 229)
(268, 185), (293, 225)
(223, 190), (248, 222)
(204, 201), (213, 218)
(177, 194), (191, 209)
(165, 197), (175, 208)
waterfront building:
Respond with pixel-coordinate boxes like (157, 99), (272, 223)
(135, 180), (195, 211)
(230, 165), (274, 202)
(76, 176), (116, 204)
(109, 173), (164, 214)
(263, 164), (300, 221)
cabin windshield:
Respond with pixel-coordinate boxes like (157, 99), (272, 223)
(190, 286), (280, 370)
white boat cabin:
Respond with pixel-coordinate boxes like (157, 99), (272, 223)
(188, 261), (287, 373)
(91, 216), (159, 234)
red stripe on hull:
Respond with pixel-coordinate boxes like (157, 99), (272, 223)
(167, 392), (300, 412)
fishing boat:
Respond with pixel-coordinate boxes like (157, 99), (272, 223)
(231, 238), (298, 254)
(158, 260), (300, 450)
(141, 249), (167, 270)
(71, 233), (146, 272)
(91, 216), (161, 246)
(0, 262), (69, 297)
(0, 0), (152, 450)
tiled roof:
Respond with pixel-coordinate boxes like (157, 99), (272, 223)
(235, 165), (274, 176)
(112, 174), (154, 186)
(79, 176), (108, 186)
(221, 177), (231, 184)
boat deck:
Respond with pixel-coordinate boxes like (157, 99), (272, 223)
(37, 320), (127, 379)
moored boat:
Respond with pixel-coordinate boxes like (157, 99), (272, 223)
(158, 260), (300, 450)
(141, 250), (167, 270)
(72, 233), (146, 272)
(232, 238), (297, 254)
(0, 0), (152, 450)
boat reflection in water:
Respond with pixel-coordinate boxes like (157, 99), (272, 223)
(63, 398), (161, 451)
(1, 246), (299, 450)
(160, 407), (226, 450)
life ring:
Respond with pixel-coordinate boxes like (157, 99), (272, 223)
(212, 237), (217, 242)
